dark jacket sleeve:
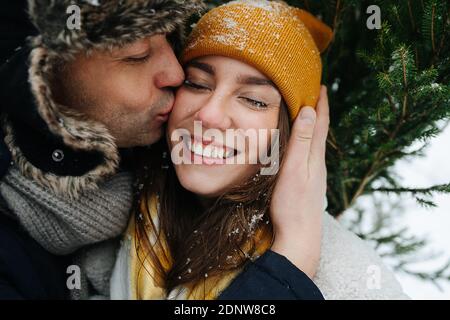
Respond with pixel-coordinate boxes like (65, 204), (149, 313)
(0, 213), (70, 300)
(218, 249), (324, 300)
(0, 257), (25, 300)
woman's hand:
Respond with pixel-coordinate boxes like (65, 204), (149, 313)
(270, 85), (329, 279)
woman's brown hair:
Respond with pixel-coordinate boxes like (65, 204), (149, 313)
(133, 100), (291, 297)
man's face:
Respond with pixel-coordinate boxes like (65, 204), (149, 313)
(52, 34), (184, 147)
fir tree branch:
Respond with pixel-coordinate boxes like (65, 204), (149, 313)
(386, 94), (397, 114)
(400, 260), (450, 291)
(346, 112), (408, 212)
(368, 183), (450, 196)
(346, 197), (450, 291)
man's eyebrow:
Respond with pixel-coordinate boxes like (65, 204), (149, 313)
(237, 75), (276, 88)
(185, 61), (215, 75)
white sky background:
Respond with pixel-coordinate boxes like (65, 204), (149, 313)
(392, 122), (450, 299)
(340, 120), (450, 299)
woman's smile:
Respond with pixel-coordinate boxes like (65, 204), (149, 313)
(183, 135), (239, 165)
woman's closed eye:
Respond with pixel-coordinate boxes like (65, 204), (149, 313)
(239, 96), (268, 109)
(183, 77), (272, 110)
(183, 79), (211, 91)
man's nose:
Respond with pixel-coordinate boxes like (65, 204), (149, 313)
(154, 46), (184, 89)
(195, 94), (232, 131)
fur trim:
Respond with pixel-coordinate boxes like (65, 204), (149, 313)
(3, 120), (110, 200)
(2, 47), (121, 199)
(28, 0), (205, 60)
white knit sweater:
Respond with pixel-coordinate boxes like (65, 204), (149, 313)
(314, 212), (409, 299)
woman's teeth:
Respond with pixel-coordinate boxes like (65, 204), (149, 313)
(187, 140), (234, 159)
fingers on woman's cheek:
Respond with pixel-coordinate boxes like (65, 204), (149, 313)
(317, 86), (330, 136)
(283, 107), (316, 173)
(320, 85), (328, 99)
(293, 107), (316, 145)
(318, 86), (329, 117)
(308, 88), (328, 160)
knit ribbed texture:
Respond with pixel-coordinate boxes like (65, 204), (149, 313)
(182, 0), (333, 120)
(0, 166), (133, 255)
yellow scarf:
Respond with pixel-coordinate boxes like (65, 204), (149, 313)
(126, 195), (273, 300)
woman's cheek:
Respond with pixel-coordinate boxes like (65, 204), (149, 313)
(169, 92), (189, 126)
(244, 112), (279, 165)
(174, 90), (201, 120)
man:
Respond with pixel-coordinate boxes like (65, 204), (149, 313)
(0, 0), (408, 299)
(0, 0), (204, 299)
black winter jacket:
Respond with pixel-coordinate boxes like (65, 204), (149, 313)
(0, 209), (323, 300)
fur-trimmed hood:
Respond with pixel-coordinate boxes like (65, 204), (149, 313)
(28, 0), (205, 60)
(0, 0), (204, 198)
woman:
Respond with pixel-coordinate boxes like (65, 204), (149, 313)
(110, 0), (406, 300)
(110, 0), (331, 300)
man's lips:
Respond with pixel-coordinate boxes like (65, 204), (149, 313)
(156, 113), (170, 122)
(154, 94), (175, 122)
(155, 106), (173, 122)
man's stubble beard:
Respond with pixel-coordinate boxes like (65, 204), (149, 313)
(64, 79), (174, 148)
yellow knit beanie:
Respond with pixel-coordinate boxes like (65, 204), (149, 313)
(182, 0), (333, 121)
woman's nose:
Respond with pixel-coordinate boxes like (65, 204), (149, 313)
(195, 94), (232, 130)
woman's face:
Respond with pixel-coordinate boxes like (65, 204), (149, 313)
(167, 56), (281, 198)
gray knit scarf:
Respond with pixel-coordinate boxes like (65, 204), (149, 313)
(0, 166), (134, 298)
